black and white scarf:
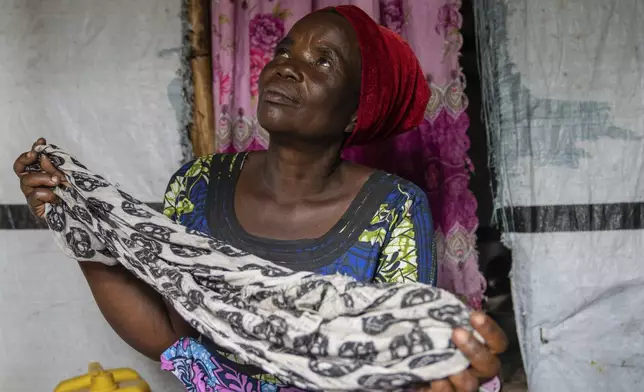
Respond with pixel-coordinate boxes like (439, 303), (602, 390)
(36, 145), (477, 391)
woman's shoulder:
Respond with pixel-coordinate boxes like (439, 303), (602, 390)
(385, 172), (427, 196)
(370, 170), (429, 206)
(343, 161), (426, 199)
(168, 153), (246, 181)
(164, 153), (245, 207)
(163, 153), (246, 227)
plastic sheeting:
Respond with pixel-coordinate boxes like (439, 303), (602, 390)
(0, 0), (184, 204)
(475, 0), (644, 391)
(0, 231), (182, 391)
(0, 0), (186, 390)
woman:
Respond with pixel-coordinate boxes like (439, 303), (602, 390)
(13, 6), (506, 392)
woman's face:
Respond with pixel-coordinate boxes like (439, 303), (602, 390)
(257, 11), (361, 145)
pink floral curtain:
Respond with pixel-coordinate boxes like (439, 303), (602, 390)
(211, 0), (485, 309)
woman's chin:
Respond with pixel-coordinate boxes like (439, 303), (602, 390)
(257, 108), (292, 134)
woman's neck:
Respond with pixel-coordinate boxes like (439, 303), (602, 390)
(258, 141), (344, 203)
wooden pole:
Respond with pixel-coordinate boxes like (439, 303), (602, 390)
(188, 0), (216, 156)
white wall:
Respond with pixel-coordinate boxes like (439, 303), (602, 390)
(1, 0), (186, 390)
(1, 232), (183, 391)
(0, 0), (184, 203)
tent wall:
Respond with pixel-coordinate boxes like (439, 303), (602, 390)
(475, 0), (644, 391)
(0, 0), (186, 390)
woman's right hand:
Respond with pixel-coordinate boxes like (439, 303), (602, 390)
(13, 138), (67, 218)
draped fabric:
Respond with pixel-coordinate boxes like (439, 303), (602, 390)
(37, 144), (476, 391)
(211, 0), (484, 308)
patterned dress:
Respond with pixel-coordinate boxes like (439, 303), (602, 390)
(159, 153), (437, 392)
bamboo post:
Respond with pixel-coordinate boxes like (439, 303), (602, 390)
(188, 0), (216, 156)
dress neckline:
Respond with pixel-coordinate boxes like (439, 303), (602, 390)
(205, 152), (395, 269)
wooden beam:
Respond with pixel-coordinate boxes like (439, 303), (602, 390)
(188, 0), (215, 156)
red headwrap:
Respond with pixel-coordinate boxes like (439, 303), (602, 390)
(331, 5), (431, 146)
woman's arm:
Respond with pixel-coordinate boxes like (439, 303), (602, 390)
(79, 160), (206, 360)
(80, 262), (197, 360)
(374, 188), (437, 285)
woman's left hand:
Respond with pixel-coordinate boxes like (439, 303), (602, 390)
(419, 311), (508, 392)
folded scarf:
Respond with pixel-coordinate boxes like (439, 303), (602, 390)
(36, 145), (476, 391)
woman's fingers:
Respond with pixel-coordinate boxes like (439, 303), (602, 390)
(20, 172), (60, 191)
(447, 368), (479, 392)
(425, 379), (455, 392)
(14, 139), (48, 176)
(13, 151), (39, 176)
(19, 172), (60, 218)
(13, 139), (59, 218)
(32, 137), (47, 150)
(28, 138), (68, 184)
(470, 311), (508, 355)
(28, 188), (59, 205)
(27, 188), (58, 218)
(40, 155), (67, 184)
(452, 327), (501, 380)
(416, 312), (508, 392)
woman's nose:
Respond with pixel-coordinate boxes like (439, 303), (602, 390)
(275, 62), (302, 82)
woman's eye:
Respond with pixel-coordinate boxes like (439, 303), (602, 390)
(274, 48), (289, 58)
(316, 57), (331, 68)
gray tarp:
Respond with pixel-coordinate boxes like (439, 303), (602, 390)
(475, 1), (644, 391)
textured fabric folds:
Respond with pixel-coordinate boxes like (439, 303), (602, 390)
(37, 144), (475, 391)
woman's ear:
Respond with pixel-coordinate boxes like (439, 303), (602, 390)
(344, 113), (358, 134)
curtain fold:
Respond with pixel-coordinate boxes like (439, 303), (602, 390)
(210, 0), (484, 309)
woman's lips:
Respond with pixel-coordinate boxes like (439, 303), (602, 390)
(261, 86), (299, 107)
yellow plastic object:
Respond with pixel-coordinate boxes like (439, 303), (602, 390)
(54, 362), (151, 392)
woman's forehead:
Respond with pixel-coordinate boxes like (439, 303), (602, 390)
(287, 11), (358, 51)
